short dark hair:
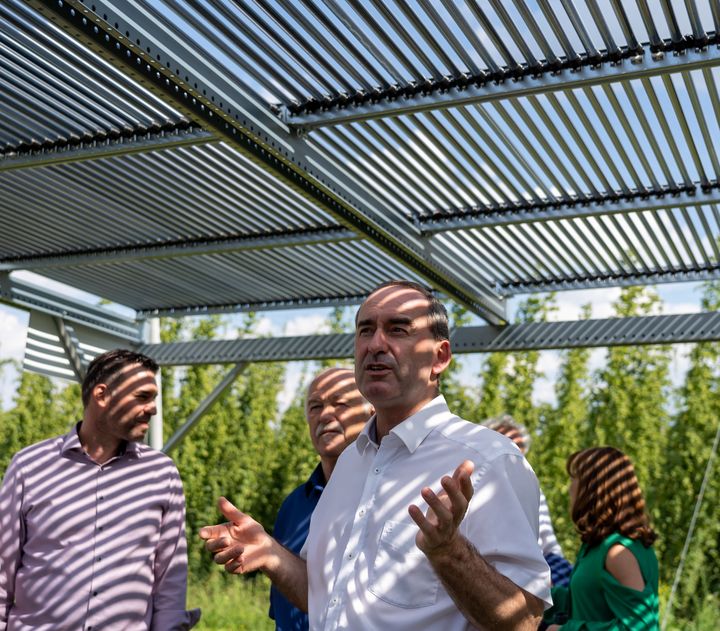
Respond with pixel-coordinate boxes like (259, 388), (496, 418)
(568, 446), (657, 547)
(81, 349), (158, 407)
(360, 280), (449, 341)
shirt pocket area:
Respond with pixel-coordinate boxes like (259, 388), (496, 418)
(368, 520), (440, 608)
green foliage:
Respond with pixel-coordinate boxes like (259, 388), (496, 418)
(0, 372), (70, 476)
(161, 315), (288, 577)
(504, 294), (556, 434)
(587, 286), (671, 509)
(656, 281), (720, 620)
(534, 304), (592, 556)
(270, 393), (317, 523)
(440, 302), (480, 420)
(474, 351), (508, 420)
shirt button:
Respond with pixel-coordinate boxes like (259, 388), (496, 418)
(330, 597), (338, 606)
(93, 591), (98, 596)
(97, 556), (102, 562)
(373, 467), (380, 474)
(346, 552), (353, 560)
(358, 508), (365, 516)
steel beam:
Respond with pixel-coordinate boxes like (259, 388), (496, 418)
(163, 362), (247, 453)
(24, 0), (506, 324)
(502, 267), (720, 295)
(137, 311), (720, 364)
(138, 294), (369, 319)
(452, 311), (720, 351)
(0, 127), (215, 171)
(54, 317), (87, 381)
(139, 334), (355, 365)
(0, 227), (358, 270)
(419, 185), (720, 233)
(1, 275), (142, 341)
(285, 46), (720, 131)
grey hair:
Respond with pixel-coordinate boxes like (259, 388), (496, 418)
(481, 414), (532, 453)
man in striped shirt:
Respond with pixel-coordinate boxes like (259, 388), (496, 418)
(0, 349), (199, 630)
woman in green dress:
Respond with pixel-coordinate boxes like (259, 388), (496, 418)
(542, 446), (659, 630)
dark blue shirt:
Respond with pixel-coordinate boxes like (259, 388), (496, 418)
(269, 463), (326, 631)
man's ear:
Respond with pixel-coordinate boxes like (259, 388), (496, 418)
(92, 383), (110, 408)
(431, 339), (452, 378)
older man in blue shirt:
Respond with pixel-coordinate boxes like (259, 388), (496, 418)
(269, 367), (372, 631)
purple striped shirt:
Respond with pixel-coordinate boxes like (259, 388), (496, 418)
(0, 424), (198, 630)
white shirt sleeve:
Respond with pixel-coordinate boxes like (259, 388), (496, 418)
(463, 453), (552, 607)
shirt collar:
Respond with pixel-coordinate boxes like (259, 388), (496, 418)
(304, 462), (327, 496)
(60, 422), (141, 458)
(60, 422), (84, 455)
(356, 395), (455, 455)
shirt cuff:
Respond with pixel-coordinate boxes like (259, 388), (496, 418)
(151, 607), (202, 630)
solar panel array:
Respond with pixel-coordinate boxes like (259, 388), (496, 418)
(2, 0), (719, 332)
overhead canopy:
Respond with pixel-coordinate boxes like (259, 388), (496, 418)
(1, 0), (720, 375)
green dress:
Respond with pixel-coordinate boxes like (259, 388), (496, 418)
(544, 532), (659, 630)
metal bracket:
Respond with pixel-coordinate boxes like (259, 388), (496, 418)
(163, 362), (248, 453)
(54, 317), (87, 381)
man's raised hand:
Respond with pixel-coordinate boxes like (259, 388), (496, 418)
(408, 460), (475, 557)
(199, 497), (275, 575)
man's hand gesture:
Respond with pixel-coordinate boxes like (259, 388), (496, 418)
(408, 460), (474, 557)
(199, 497), (276, 575)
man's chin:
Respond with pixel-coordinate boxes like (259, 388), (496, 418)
(130, 424), (150, 441)
(360, 381), (397, 403)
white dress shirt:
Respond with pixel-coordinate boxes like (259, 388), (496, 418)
(304, 396), (552, 631)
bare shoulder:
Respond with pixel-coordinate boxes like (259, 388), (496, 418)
(605, 543), (645, 591)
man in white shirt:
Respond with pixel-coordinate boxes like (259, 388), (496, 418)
(200, 280), (551, 630)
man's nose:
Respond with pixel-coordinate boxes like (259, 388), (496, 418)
(367, 328), (388, 353)
(319, 404), (336, 421)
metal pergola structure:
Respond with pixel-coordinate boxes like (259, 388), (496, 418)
(2, 1), (720, 446)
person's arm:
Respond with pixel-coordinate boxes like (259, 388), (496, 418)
(0, 457), (25, 631)
(605, 545), (645, 591)
(199, 497), (309, 612)
(409, 460), (544, 631)
(150, 466), (200, 631)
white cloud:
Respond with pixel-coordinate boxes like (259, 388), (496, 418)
(0, 308), (29, 358)
(552, 287), (622, 320)
(277, 361), (311, 416)
(283, 314), (330, 337)
(253, 316), (273, 337)
(0, 305), (30, 410)
(662, 301), (701, 315)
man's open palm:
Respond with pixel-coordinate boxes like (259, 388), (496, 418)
(409, 460), (475, 555)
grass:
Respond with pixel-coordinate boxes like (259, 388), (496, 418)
(188, 574), (720, 631)
(188, 573), (274, 631)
